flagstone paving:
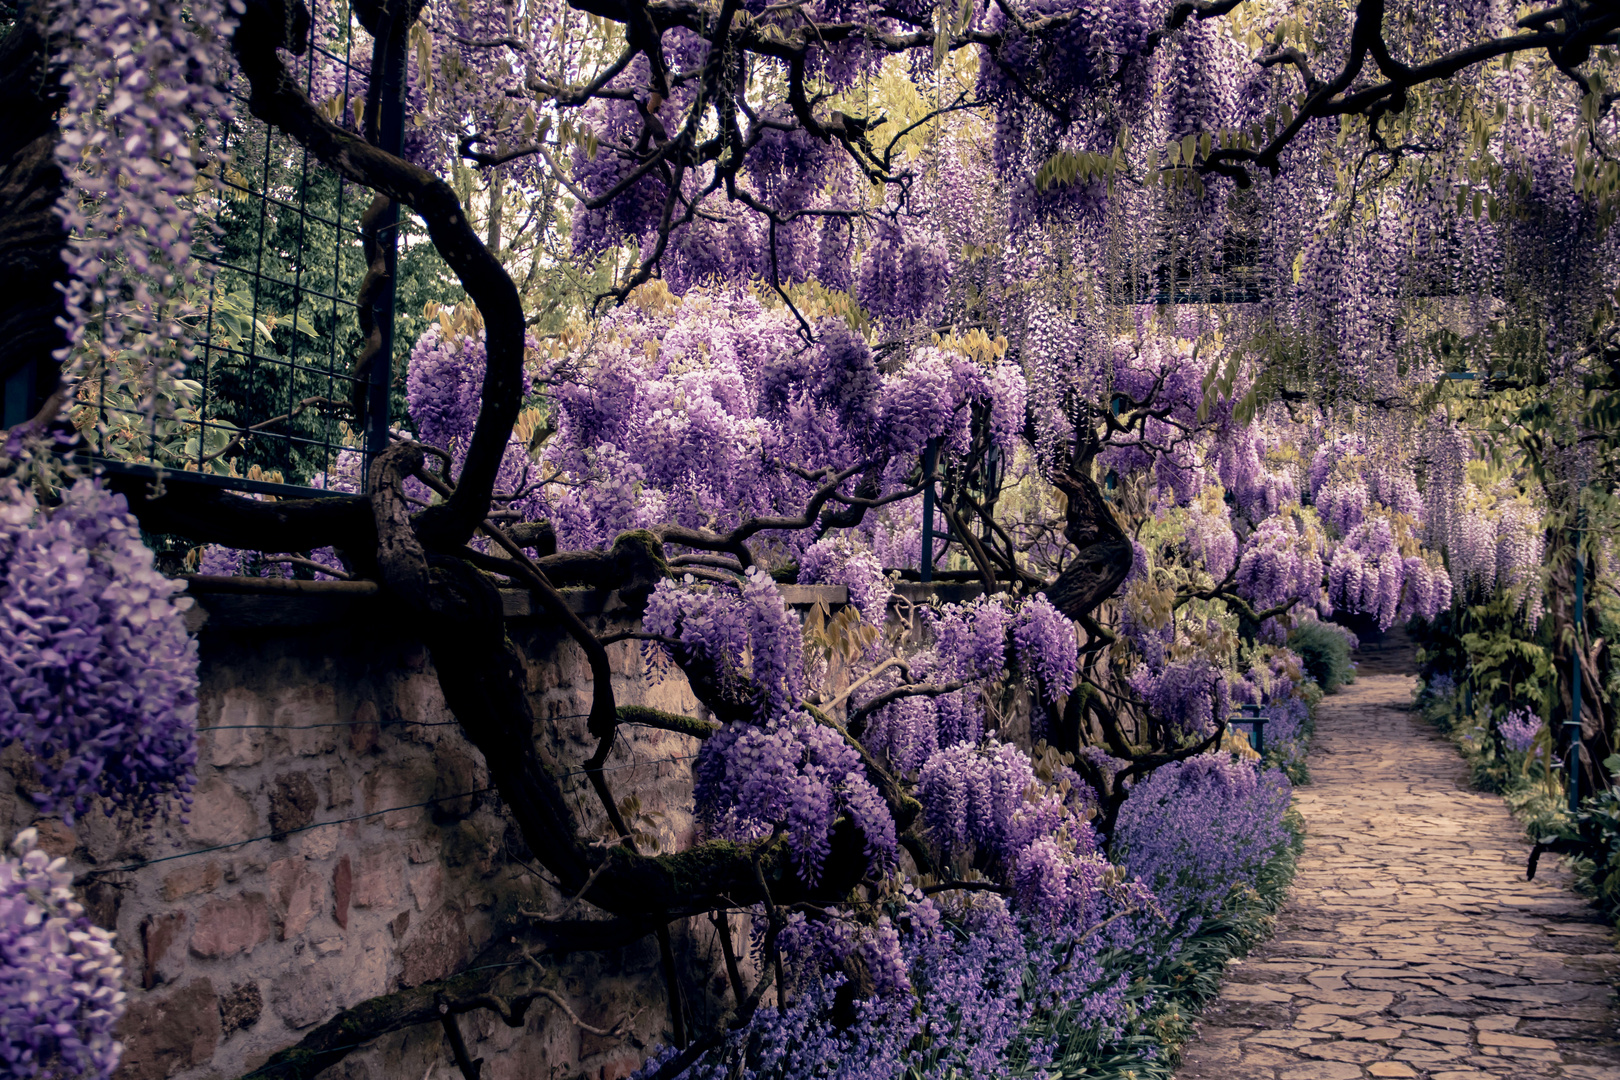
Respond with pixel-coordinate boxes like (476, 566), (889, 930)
(1175, 673), (1620, 1080)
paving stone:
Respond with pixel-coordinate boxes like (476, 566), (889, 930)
(1477, 1034), (1563, 1052)
(1276, 1064), (1362, 1080)
(1171, 674), (1620, 1080)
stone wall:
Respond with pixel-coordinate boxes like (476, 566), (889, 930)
(1, 579), (995, 1080)
(0, 583), (746, 1080)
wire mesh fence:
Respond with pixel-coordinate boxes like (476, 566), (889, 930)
(82, 0), (394, 498)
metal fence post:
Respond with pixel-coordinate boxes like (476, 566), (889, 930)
(920, 438), (940, 584)
(1569, 511), (1585, 815)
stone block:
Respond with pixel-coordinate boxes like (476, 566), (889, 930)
(1476, 1029), (1557, 1050)
(113, 978), (220, 1080)
(399, 907), (468, 988)
(594, 1051), (647, 1080)
(409, 862), (443, 912)
(333, 855), (352, 929)
(351, 849), (403, 909)
(363, 760), (435, 829)
(80, 878), (122, 931)
(142, 912), (187, 989)
(1277, 1064), (1363, 1080)
(268, 772), (320, 837)
(293, 827), (339, 860)
(1304, 1040), (1394, 1064)
(397, 673), (454, 729)
(349, 701), (381, 755)
(269, 857), (324, 940)
(326, 762), (356, 807)
(273, 685), (338, 756)
(444, 819), (498, 876)
(75, 802), (127, 863)
(185, 777), (257, 848)
(431, 744), (484, 821)
(269, 965), (337, 1030)
(31, 817), (77, 857)
(189, 892), (272, 959)
(219, 981), (263, 1036)
(207, 687), (266, 767)
(161, 860), (222, 902)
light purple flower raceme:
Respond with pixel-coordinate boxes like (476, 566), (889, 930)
(799, 537), (893, 625)
(644, 572), (806, 717)
(693, 712), (896, 883)
(0, 478), (198, 823)
(53, 0), (236, 400)
(0, 829), (125, 1079)
(1011, 596), (1078, 703)
(1128, 657), (1228, 738)
(1498, 708), (1542, 754)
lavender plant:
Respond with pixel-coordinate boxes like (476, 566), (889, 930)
(1499, 708), (1544, 755)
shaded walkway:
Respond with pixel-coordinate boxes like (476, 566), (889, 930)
(1175, 674), (1620, 1080)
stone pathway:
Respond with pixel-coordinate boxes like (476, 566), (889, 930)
(1175, 674), (1620, 1080)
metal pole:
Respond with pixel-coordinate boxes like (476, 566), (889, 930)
(1569, 515), (1585, 815)
(920, 438), (940, 583)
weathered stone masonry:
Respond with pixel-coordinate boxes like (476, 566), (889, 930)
(0, 582), (765, 1080)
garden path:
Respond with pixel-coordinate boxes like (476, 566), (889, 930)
(1173, 671), (1620, 1080)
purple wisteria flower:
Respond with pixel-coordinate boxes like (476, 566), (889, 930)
(0, 478), (198, 823)
(1012, 596), (1078, 703)
(0, 828), (126, 1079)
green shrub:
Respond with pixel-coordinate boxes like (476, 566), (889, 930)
(1287, 622), (1357, 694)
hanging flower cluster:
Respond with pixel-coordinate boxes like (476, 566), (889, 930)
(0, 478), (198, 822)
(1498, 708), (1543, 754)
(53, 0), (236, 401)
(694, 713), (897, 883)
(0, 829), (126, 1079)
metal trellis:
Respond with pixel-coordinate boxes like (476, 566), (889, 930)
(76, 0), (404, 501)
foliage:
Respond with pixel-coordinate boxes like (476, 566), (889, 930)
(1529, 779), (1620, 924)
(1286, 621), (1357, 695)
(1233, 646), (1320, 786)
(1417, 672), (1620, 925)
(204, 163), (464, 483)
(1415, 592), (1555, 732)
(52, 0), (235, 448)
